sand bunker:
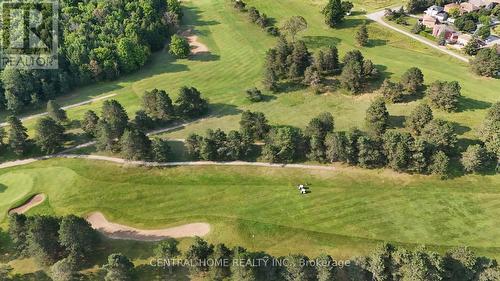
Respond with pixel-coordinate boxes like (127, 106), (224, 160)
(8, 194), (46, 215)
(182, 30), (209, 54)
(86, 212), (210, 241)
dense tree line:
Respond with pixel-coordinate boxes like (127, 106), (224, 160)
(0, 0), (182, 113)
(8, 213), (99, 271)
(3, 217), (500, 280)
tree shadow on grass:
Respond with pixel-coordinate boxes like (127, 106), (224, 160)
(209, 103), (243, 118)
(277, 81), (307, 93)
(302, 36), (341, 49)
(337, 18), (368, 29)
(365, 64), (393, 92)
(457, 96), (492, 112)
(183, 6), (221, 28)
(389, 115), (406, 129)
(367, 38), (389, 48)
(14, 271), (52, 281)
(452, 122), (472, 136)
(0, 184), (6, 193)
(189, 52), (220, 62)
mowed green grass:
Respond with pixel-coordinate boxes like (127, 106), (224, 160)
(11, 0), (499, 145)
(1, 159), (500, 259)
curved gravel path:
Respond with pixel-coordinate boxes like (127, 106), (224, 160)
(86, 212), (210, 241)
(0, 94), (117, 127)
(0, 153), (336, 171)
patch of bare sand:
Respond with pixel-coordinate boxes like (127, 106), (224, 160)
(86, 212), (210, 241)
(182, 30), (209, 54)
(9, 194), (46, 215)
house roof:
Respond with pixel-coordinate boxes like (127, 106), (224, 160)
(444, 3), (460, 12)
(460, 2), (480, 11)
(458, 34), (473, 40)
(469, 0), (489, 7)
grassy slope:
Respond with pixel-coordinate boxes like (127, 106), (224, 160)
(10, 0), (498, 147)
(1, 159), (499, 259)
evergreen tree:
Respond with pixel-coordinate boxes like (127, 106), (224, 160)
(340, 60), (363, 93)
(59, 215), (99, 263)
(154, 238), (180, 274)
(95, 121), (116, 152)
(357, 136), (384, 168)
(27, 215), (63, 265)
(383, 130), (413, 171)
(7, 115), (28, 155)
(81, 110), (100, 137)
(367, 243), (394, 281)
(380, 79), (404, 103)
(480, 102), (500, 159)
(50, 256), (79, 281)
(209, 243), (232, 281)
(239, 111), (270, 141)
(104, 253), (135, 281)
(470, 47), (500, 77)
(365, 98), (389, 136)
(316, 254), (335, 281)
(151, 138), (171, 162)
(263, 66), (279, 92)
(101, 100), (129, 139)
(400, 67), (424, 95)
(282, 254), (317, 281)
(120, 128), (152, 160)
(47, 100), (68, 123)
(461, 144), (488, 173)
(34, 117), (65, 154)
(325, 131), (349, 163)
(464, 37), (481, 56)
(323, 46), (339, 74)
(263, 127), (305, 163)
(356, 23), (369, 46)
(142, 88), (175, 121)
(175, 87), (208, 118)
(8, 213), (28, 254)
(406, 103), (433, 135)
(231, 247), (257, 281)
(322, 0), (348, 28)
(186, 133), (203, 159)
(428, 151), (450, 179)
(421, 119), (457, 151)
(427, 81), (461, 112)
(185, 237), (214, 273)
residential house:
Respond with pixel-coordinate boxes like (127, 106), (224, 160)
(460, 2), (480, 13)
(433, 25), (459, 43)
(425, 5), (444, 17)
(436, 11), (449, 23)
(422, 15), (439, 29)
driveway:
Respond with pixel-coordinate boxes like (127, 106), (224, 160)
(366, 9), (470, 63)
